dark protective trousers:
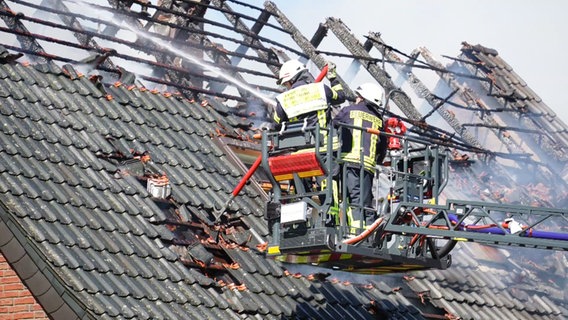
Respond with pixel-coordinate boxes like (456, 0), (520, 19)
(345, 165), (375, 227)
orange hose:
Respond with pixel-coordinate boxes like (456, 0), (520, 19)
(409, 234), (420, 246)
(366, 128), (381, 135)
(428, 225), (450, 230)
(464, 224), (497, 230)
(342, 217), (384, 245)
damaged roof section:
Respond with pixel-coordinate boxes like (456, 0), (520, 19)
(0, 53), (264, 318)
(447, 43), (568, 165)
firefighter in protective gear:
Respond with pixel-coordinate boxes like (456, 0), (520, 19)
(273, 60), (345, 215)
(273, 60), (345, 129)
(333, 82), (388, 232)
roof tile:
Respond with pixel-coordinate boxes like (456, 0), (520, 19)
(0, 64), (9, 80)
(15, 64), (40, 85)
(1, 63), (22, 82)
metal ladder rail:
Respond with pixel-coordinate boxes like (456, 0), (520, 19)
(261, 123), (335, 229)
(384, 200), (568, 250)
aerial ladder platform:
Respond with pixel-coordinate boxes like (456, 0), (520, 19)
(260, 122), (568, 274)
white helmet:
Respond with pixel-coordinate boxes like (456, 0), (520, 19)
(277, 59), (307, 85)
(355, 83), (384, 107)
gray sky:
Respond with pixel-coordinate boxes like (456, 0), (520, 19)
(264, 0), (567, 123)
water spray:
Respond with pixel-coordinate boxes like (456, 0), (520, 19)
(71, 0), (277, 107)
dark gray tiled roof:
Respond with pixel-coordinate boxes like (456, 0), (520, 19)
(406, 245), (567, 320)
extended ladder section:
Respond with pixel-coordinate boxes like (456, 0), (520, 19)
(261, 123), (568, 273)
(385, 200), (568, 251)
(382, 138), (568, 252)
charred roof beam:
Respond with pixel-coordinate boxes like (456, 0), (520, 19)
(462, 123), (556, 137)
(364, 33), (485, 149)
(325, 17), (420, 118)
(209, 0), (281, 94)
(264, 2), (355, 100)
(250, 9), (272, 34)
(454, 49), (568, 152)
(45, 0), (117, 71)
(179, 0), (288, 33)
(129, 0), (299, 57)
(456, 51), (568, 162)
(106, 0), (205, 100)
(213, 0), (280, 75)
(165, 0), (257, 100)
(0, 10), (279, 94)
(12, 2), (279, 73)
(0, 6), (193, 93)
(421, 89), (459, 121)
(310, 23), (328, 48)
(0, 0), (48, 63)
(419, 47), (529, 156)
(11, 0), (300, 67)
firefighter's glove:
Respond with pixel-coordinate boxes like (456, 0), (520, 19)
(326, 61), (337, 80)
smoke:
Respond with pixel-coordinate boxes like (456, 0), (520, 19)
(245, 98), (273, 128)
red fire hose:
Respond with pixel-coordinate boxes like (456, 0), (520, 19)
(314, 64), (329, 83)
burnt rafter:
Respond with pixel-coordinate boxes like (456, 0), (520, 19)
(324, 17), (421, 118)
(0, 0), (48, 63)
(455, 50), (568, 161)
(46, 0), (117, 71)
(165, 4), (254, 99)
(106, 0), (304, 60)
(209, 0), (281, 94)
(4, 0), (290, 92)
(264, 1), (355, 100)
(1, 0), (284, 103)
(420, 89), (459, 121)
(29, 0), (191, 99)
(441, 98), (543, 117)
(419, 47), (530, 156)
(210, 0), (280, 71)
(365, 32), (483, 149)
(0, 8), (275, 94)
(0, 45), (22, 63)
(19, 0), (286, 66)
(315, 48), (496, 87)
(0, 42), (72, 63)
(379, 107), (487, 154)
(310, 23), (328, 48)
(146, 0), (267, 99)
(158, 0), (294, 55)
(110, 0), (204, 100)
(0, 30), (276, 98)
(170, 0), (288, 33)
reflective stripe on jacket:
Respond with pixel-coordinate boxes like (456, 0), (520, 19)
(273, 79), (345, 127)
(333, 101), (386, 172)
